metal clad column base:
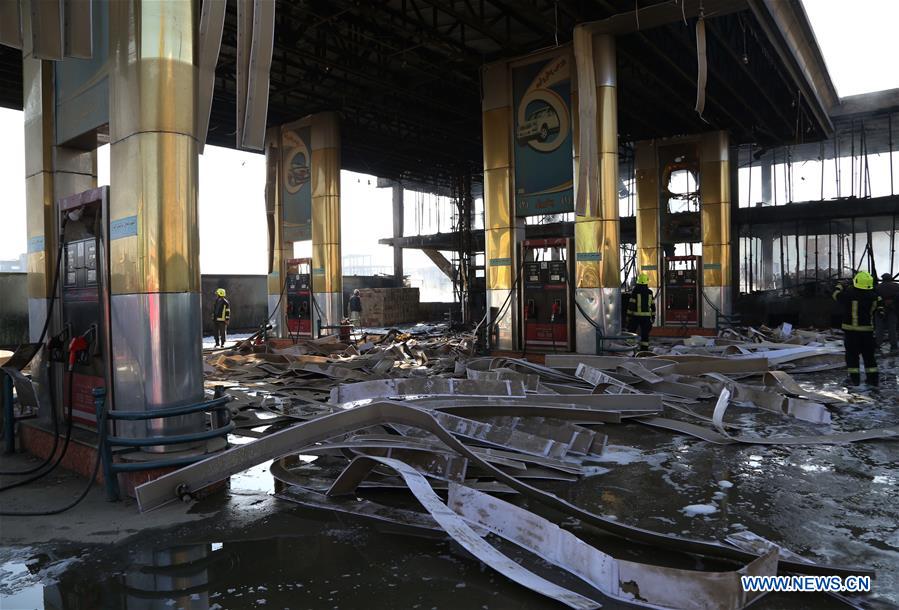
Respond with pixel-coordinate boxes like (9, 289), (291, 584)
(125, 545), (211, 605)
(314, 292), (343, 331)
(702, 286), (731, 329)
(575, 287), (620, 354)
(27, 298), (48, 342)
(487, 288), (516, 351)
(111, 292), (205, 450)
(267, 293), (283, 338)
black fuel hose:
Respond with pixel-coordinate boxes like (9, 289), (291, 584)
(0, 369), (75, 492)
(0, 219), (68, 475)
(0, 393), (105, 516)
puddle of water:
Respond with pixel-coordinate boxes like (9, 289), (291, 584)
(2, 522), (559, 610)
(230, 460), (275, 494)
(0, 559), (44, 610)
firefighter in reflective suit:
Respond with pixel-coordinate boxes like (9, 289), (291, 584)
(833, 271), (883, 386)
(213, 288), (231, 348)
(627, 273), (656, 352)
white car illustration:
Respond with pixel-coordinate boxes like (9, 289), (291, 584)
(517, 105), (560, 143)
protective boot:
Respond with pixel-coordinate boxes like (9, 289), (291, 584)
(848, 372), (861, 386)
(867, 371), (879, 386)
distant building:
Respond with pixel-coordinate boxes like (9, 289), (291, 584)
(0, 253), (26, 273)
(342, 254), (392, 276)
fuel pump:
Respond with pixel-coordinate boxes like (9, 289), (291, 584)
(662, 255), (701, 325)
(52, 188), (112, 430)
(520, 238), (573, 352)
(285, 257), (313, 338)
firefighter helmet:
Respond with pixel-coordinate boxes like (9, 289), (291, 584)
(853, 271), (873, 290)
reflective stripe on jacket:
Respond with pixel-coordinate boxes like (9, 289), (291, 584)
(214, 297), (231, 322)
(627, 285), (656, 317)
(832, 284), (881, 332)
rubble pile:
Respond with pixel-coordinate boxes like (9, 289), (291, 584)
(168, 326), (896, 609)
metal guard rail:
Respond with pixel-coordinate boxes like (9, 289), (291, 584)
(92, 389), (232, 501)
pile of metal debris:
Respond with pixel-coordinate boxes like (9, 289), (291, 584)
(136, 327), (896, 608)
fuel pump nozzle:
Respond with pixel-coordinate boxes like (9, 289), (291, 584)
(550, 300), (562, 323)
(67, 326), (96, 371)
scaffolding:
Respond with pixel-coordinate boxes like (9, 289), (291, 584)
(736, 111), (898, 296)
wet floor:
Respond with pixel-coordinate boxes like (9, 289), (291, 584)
(2, 354), (898, 610)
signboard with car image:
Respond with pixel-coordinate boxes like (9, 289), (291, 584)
(280, 123), (313, 242)
(512, 51), (574, 217)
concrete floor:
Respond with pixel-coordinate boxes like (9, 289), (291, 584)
(1, 353), (897, 610)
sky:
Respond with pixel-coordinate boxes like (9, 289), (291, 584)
(0, 106), (411, 277)
(2, 2), (898, 271)
(801, 0), (899, 97)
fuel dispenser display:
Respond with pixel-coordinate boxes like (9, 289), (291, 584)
(285, 257), (313, 338)
(663, 255), (701, 325)
(521, 238), (573, 352)
(55, 188), (111, 429)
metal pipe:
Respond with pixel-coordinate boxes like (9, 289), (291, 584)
(108, 396), (230, 421)
(850, 119), (855, 198)
(814, 233), (819, 285)
(107, 423), (234, 448)
(835, 128), (841, 198)
(772, 147), (778, 206)
(2, 373), (14, 454)
(778, 230), (785, 295)
(891, 214), (896, 277)
(890, 113), (894, 196)
(819, 140), (824, 200)
(112, 454), (219, 472)
(787, 146), (793, 203)
(747, 145), (754, 292)
(93, 387), (118, 502)
(828, 221), (832, 278)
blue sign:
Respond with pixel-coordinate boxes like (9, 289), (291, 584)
(512, 52), (574, 217)
(575, 252), (602, 262)
(27, 235), (45, 253)
(110, 216), (138, 240)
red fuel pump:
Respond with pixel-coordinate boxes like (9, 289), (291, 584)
(663, 255), (701, 325)
(520, 238), (573, 352)
(57, 189), (110, 429)
(285, 258), (314, 338)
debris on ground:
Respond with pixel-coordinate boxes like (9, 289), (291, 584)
(174, 324), (894, 608)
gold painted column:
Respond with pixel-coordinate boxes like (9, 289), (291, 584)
(23, 23), (97, 341)
(264, 126), (290, 336)
(699, 131), (732, 328)
(574, 34), (620, 353)
(310, 112), (342, 329)
(482, 60), (519, 351)
(634, 140), (661, 300)
(107, 0), (204, 444)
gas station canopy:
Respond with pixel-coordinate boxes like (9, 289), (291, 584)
(0, 0), (835, 191)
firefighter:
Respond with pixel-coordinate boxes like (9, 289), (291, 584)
(875, 273), (899, 352)
(832, 271), (883, 386)
(213, 288), (231, 347)
(348, 289), (362, 326)
(627, 273), (656, 352)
